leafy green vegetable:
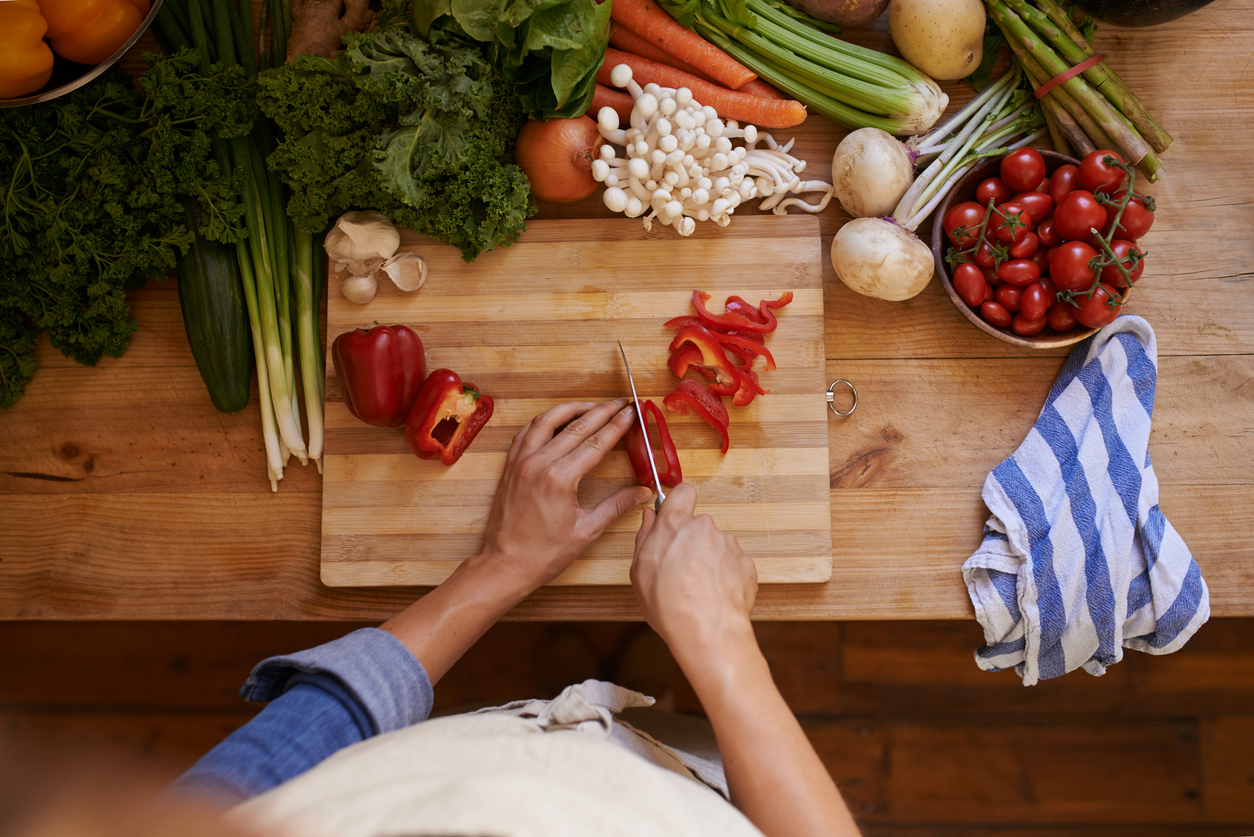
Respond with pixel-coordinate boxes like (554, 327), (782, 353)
(969, 31), (1007, 91)
(259, 23), (534, 262)
(412, 0), (611, 120)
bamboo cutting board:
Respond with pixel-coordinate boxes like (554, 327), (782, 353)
(320, 216), (831, 586)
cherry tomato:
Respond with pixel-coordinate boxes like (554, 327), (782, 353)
(1012, 313), (1048, 336)
(976, 177), (1015, 206)
(1050, 241), (1099, 292)
(983, 283), (996, 302)
(1020, 282), (1049, 321)
(1053, 190), (1106, 242)
(1036, 218), (1061, 247)
(953, 263), (988, 307)
(981, 301), (1013, 328)
(995, 284), (1023, 312)
(1038, 176), (1051, 195)
(1050, 164), (1080, 203)
(943, 201), (988, 247)
(1009, 231), (1039, 258)
(1013, 191), (1053, 223)
(1000, 147), (1046, 192)
(1073, 283), (1121, 328)
(980, 264), (1002, 286)
(1046, 244), (1060, 266)
(998, 258), (1041, 287)
(1029, 247), (1051, 277)
(1047, 301), (1079, 332)
(991, 201), (1033, 243)
(1039, 277), (1057, 299)
(1100, 239), (1146, 289)
(1103, 191), (1155, 239)
(974, 241), (998, 267)
(1078, 149), (1127, 195)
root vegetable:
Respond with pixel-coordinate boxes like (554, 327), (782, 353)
(514, 116), (602, 203)
(286, 0), (373, 61)
(830, 218), (934, 301)
(889, 0), (986, 81)
(832, 128), (914, 218)
(783, 0), (890, 27)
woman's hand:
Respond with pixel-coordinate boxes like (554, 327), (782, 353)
(480, 398), (653, 593)
(629, 482), (758, 668)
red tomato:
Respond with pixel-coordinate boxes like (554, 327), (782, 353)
(1013, 191), (1053, 223)
(976, 177), (1015, 206)
(1012, 313), (1048, 336)
(1101, 239), (1146, 289)
(998, 258), (1041, 287)
(1009, 231), (1039, 258)
(943, 201), (988, 247)
(995, 284), (1023, 312)
(1050, 164), (1080, 203)
(981, 301), (1013, 328)
(1046, 244), (1060, 264)
(953, 263), (988, 307)
(980, 264), (1002, 286)
(1053, 190), (1106, 242)
(1073, 283), (1121, 328)
(1078, 149), (1127, 195)
(1020, 282), (1049, 321)
(1000, 147), (1046, 192)
(1039, 277), (1057, 299)
(1038, 176), (1051, 195)
(983, 283), (996, 302)
(1036, 218), (1061, 247)
(1103, 192), (1155, 239)
(974, 241), (998, 267)
(1050, 241), (1099, 292)
(1047, 302), (1079, 332)
(991, 201), (1033, 243)
(1028, 247), (1050, 277)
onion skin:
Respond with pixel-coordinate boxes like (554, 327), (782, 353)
(830, 218), (934, 301)
(514, 116), (602, 204)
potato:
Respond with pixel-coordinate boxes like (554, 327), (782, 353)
(889, 0), (986, 81)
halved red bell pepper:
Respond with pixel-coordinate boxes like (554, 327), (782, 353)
(332, 325), (427, 428)
(663, 380), (730, 453)
(692, 290), (794, 334)
(405, 369), (494, 466)
(625, 399), (682, 491)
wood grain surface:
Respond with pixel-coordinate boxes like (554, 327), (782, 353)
(321, 217), (832, 585)
(0, 2), (1250, 619)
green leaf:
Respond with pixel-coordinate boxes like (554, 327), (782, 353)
(412, 0), (453, 35)
(968, 32), (1006, 90)
(451, 0), (511, 41)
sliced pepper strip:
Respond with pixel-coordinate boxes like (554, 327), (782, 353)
(663, 380), (730, 453)
(692, 290), (794, 334)
(670, 323), (775, 372)
(668, 324), (743, 396)
(625, 399), (682, 491)
(405, 368), (494, 467)
(664, 315), (772, 368)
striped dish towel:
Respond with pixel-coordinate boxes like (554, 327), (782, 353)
(962, 316), (1209, 686)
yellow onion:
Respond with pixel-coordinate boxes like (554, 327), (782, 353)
(514, 116), (602, 204)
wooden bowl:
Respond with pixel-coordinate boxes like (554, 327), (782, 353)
(931, 149), (1131, 349)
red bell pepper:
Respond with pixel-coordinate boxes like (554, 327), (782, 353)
(668, 324), (743, 397)
(692, 290), (794, 333)
(664, 314), (775, 369)
(405, 369), (494, 466)
(624, 399), (682, 491)
(331, 325), (427, 428)
(663, 380), (730, 453)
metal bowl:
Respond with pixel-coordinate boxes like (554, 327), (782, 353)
(0, 0), (165, 109)
(931, 149), (1132, 349)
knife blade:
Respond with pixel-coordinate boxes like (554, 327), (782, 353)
(618, 341), (665, 513)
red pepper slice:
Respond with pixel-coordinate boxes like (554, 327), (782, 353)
(723, 295), (770, 324)
(663, 380), (730, 453)
(668, 324), (743, 396)
(331, 325), (427, 428)
(691, 290), (794, 334)
(404, 368), (494, 467)
(624, 400), (682, 490)
(732, 365), (768, 407)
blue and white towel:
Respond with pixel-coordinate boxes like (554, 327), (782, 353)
(962, 316), (1208, 686)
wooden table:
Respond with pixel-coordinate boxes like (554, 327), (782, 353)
(1, 5), (1250, 620)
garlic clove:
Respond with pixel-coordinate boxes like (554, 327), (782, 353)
(379, 252), (427, 293)
(325, 211), (401, 276)
(340, 273), (379, 305)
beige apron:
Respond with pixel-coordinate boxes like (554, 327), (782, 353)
(231, 680), (763, 837)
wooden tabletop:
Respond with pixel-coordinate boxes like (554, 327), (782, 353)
(1, 5), (1250, 620)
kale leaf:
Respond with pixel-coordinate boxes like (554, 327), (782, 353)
(259, 23), (534, 262)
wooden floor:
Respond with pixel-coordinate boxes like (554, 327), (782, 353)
(2, 618), (1252, 834)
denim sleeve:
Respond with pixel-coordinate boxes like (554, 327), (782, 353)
(167, 627), (433, 806)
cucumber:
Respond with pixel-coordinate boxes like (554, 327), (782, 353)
(175, 202), (253, 414)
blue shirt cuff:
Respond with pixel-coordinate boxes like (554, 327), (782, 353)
(240, 627), (433, 734)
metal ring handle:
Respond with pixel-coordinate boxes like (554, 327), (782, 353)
(827, 380), (858, 418)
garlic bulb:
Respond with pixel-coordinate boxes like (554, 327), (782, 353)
(379, 252), (427, 292)
(340, 273), (379, 305)
(325, 211), (401, 276)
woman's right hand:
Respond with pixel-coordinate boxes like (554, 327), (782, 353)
(629, 482), (758, 667)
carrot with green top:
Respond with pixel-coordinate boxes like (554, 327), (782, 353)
(610, 0), (757, 90)
(597, 49), (807, 128)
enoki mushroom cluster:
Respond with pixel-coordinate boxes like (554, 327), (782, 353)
(591, 65), (833, 236)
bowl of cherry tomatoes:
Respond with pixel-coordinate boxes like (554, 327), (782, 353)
(932, 147), (1151, 349)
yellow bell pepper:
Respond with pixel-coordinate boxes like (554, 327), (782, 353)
(0, 0), (55, 98)
(40, 0), (148, 66)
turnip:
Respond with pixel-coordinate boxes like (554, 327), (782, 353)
(830, 218), (934, 301)
(832, 128), (915, 219)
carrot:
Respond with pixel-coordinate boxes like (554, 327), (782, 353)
(597, 49), (808, 129)
(738, 78), (788, 101)
(587, 83), (634, 124)
(609, 22), (719, 85)
(610, 0), (756, 90)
